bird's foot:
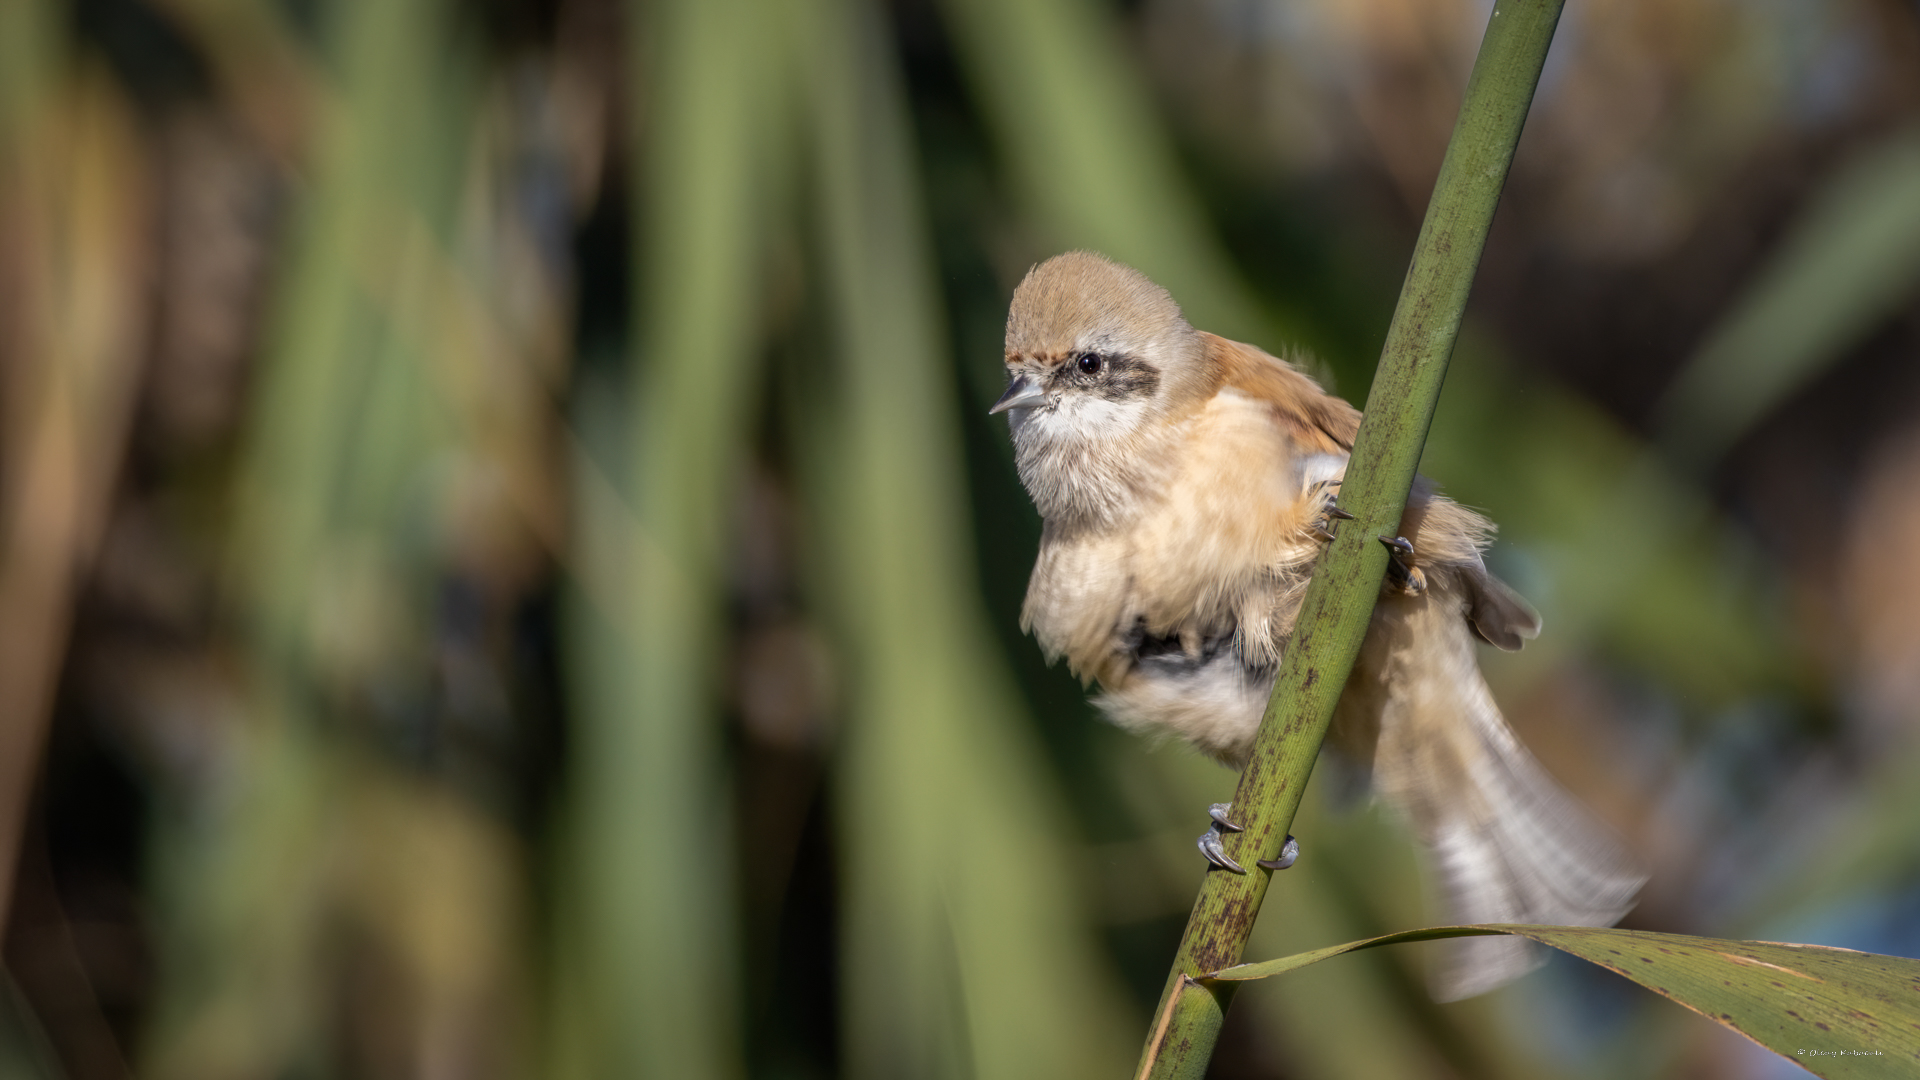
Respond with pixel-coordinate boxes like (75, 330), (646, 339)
(1306, 481), (1353, 544)
(1197, 803), (1300, 874)
(1378, 535), (1427, 596)
(1258, 835), (1301, 871)
(1198, 802), (1246, 873)
(1207, 802), (1242, 832)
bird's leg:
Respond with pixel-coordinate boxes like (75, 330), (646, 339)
(1306, 480), (1353, 544)
(1378, 535), (1427, 596)
(1197, 802), (1300, 874)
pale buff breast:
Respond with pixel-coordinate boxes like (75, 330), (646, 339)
(1022, 388), (1329, 684)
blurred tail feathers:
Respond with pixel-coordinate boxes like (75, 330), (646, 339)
(1369, 589), (1646, 1000)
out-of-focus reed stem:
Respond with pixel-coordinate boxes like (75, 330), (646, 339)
(797, 1), (1137, 1076)
(558, 1), (772, 1076)
(934, 0), (1285, 344)
(0, 56), (151, 936)
(141, 1), (500, 1075)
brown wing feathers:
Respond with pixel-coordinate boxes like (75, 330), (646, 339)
(1203, 333), (1360, 454)
(1205, 332), (1543, 652)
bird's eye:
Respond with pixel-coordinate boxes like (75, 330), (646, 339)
(1076, 352), (1103, 375)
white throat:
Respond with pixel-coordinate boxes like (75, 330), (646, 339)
(1009, 397), (1180, 531)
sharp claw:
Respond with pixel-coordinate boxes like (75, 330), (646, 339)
(1256, 835), (1301, 871)
(1327, 507), (1355, 520)
(1309, 526), (1337, 544)
(1198, 827), (1248, 874)
(1207, 803), (1243, 832)
(1378, 535), (1427, 596)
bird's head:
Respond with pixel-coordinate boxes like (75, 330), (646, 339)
(995, 252), (1211, 526)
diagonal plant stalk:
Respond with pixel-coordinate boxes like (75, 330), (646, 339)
(1135, 1), (1566, 1076)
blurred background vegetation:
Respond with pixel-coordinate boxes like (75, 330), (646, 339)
(2, 0), (1919, 1077)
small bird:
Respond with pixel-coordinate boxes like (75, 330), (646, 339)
(993, 251), (1644, 999)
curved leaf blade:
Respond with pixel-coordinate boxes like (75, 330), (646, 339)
(1214, 924), (1920, 1077)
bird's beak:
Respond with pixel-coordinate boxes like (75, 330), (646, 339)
(989, 373), (1049, 415)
